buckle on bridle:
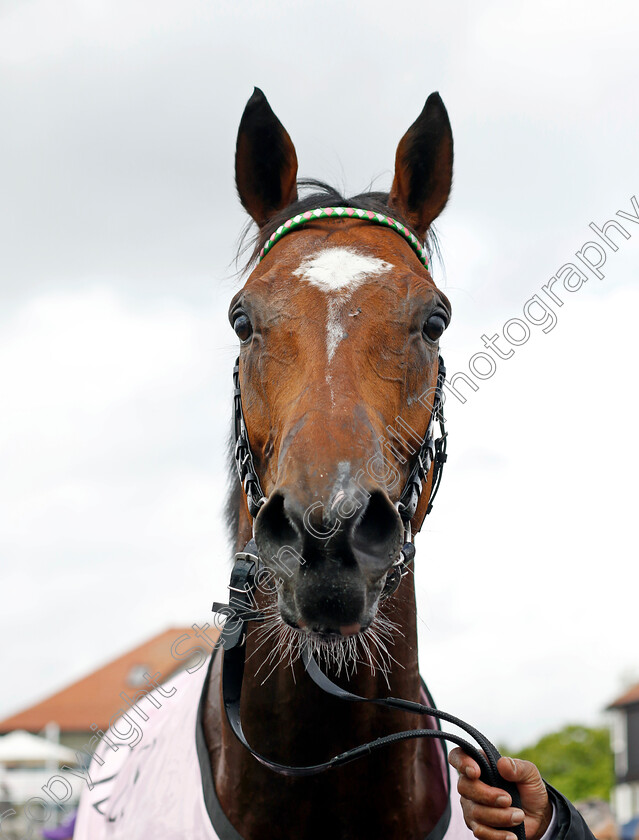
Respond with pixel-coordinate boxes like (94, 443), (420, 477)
(212, 543), (265, 648)
(381, 541), (416, 599)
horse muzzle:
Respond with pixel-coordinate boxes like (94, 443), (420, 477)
(253, 484), (403, 633)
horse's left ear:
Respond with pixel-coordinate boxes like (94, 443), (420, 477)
(235, 88), (299, 227)
(389, 93), (454, 240)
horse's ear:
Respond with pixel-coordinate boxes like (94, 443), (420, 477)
(235, 88), (298, 227)
(389, 93), (453, 240)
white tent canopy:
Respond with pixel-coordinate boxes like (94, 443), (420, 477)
(0, 731), (77, 765)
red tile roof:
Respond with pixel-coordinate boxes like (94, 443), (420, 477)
(607, 682), (639, 709)
(0, 626), (218, 732)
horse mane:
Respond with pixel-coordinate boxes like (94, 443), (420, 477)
(227, 179), (442, 553)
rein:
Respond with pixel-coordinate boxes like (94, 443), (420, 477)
(215, 209), (525, 840)
(213, 542), (524, 840)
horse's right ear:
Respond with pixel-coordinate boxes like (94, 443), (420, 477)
(389, 93), (454, 241)
(235, 88), (298, 227)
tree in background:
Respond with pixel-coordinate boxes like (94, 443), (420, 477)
(509, 725), (614, 802)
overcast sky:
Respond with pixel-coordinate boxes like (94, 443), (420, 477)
(1, 0), (638, 751)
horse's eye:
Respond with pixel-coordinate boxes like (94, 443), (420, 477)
(233, 313), (253, 343)
(423, 313), (447, 342)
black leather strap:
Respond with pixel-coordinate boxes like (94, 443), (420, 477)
(233, 361), (266, 518)
(396, 354), (447, 524)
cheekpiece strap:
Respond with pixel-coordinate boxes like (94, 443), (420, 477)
(396, 355), (448, 526)
(233, 360), (266, 518)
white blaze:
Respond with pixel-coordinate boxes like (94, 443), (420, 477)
(292, 247), (393, 363)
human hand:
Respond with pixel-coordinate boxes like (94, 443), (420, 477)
(449, 749), (553, 840)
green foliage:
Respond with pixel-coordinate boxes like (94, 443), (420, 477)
(511, 725), (614, 802)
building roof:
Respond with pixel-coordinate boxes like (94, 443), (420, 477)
(607, 681), (639, 709)
(0, 626), (214, 733)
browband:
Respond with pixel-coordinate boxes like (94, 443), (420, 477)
(258, 207), (429, 269)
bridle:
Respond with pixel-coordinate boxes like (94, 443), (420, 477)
(214, 208), (525, 840)
(233, 205), (448, 597)
(232, 352), (447, 600)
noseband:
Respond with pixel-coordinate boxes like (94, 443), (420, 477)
(214, 208), (525, 839)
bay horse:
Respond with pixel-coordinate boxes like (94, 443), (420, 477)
(203, 88), (459, 840)
(73, 88), (558, 840)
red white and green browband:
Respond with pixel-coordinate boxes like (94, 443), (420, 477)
(257, 207), (429, 270)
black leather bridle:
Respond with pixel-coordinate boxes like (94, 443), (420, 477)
(213, 352), (526, 840)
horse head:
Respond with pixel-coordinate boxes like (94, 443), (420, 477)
(231, 88), (453, 648)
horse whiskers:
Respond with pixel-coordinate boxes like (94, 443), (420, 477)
(246, 605), (285, 665)
(245, 608), (403, 687)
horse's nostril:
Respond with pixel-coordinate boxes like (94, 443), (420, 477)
(260, 493), (298, 543)
(254, 491), (304, 564)
(350, 490), (402, 574)
(352, 490), (399, 550)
